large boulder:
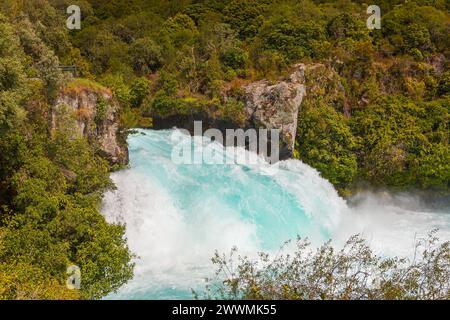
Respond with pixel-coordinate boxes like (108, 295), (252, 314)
(243, 63), (307, 154)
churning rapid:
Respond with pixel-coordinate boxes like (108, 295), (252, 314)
(102, 129), (450, 299)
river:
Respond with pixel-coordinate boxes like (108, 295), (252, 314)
(102, 129), (450, 299)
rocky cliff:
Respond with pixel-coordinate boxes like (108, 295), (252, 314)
(152, 64), (310, 159)
(243, 63), (307, 153)
(51, 81), (128, 165)
(151, 63), (345, 159)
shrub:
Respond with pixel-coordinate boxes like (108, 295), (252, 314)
(129, 38), (163, 75)
(199, 231), (450, 300)
(296, 103), (358, 191)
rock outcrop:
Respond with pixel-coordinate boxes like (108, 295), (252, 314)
(51, 84), (128, 165)
(152, 64), (310, 159)
(153, 63), (349, 159)
(243, 64), (307, 153)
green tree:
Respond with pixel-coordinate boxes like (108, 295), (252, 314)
(438, 71), (450, 96)
(351, 97), (450, 190)
(258, 19), (326, 61)
(296, 102), (357, 192)
(224, 0), (267, 39)
(129, 38), (163, 75)
(130, 77), (150, 108)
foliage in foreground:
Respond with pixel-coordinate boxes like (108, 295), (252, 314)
(200, 231), (450, 300)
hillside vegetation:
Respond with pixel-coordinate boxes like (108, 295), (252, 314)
(51, 0), (450, 195)
(0, 1), (133, 299)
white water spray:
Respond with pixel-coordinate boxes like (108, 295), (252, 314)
(102, 129), (450, 299)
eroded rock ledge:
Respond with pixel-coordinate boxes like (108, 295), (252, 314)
(243, 63), (306, 152)
(153, 64), (309, 159)
(52, 84), (128, 165)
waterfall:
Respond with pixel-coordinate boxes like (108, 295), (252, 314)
(102, 129), (450, 299)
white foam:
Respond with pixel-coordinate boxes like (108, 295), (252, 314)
(102, 129), (450, 298)
(102, 169), (259, 298)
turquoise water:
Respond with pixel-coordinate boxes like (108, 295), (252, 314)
(102, 129), (450, 299)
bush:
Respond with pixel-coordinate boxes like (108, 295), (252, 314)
(199, 231), (450, 300)
(130, 77), (150, 108)
(327, 13), (368, 41)
(220, 47), (248, 71)
(257, 19), (326, 61)
(351, 97), (450, 190)
(0, 262), (80, 300)
(224, 0), (267, 39)
(296, 103), (358, 191)
(129, 38), (163, 75)
(438, 71), (450, 96)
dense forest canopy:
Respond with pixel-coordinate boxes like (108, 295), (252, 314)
(0, 0), (449, 299)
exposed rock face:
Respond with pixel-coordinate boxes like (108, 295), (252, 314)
(153, 64), (309, 159)
(243, 64), (306, 153)
(52, 88), (128, 165)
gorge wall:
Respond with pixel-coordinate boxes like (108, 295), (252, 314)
(242, 63), (306, 153)
(50, 63), (341, 166)
(152, 63), (345, 159)
(51, 83), (129, 165)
